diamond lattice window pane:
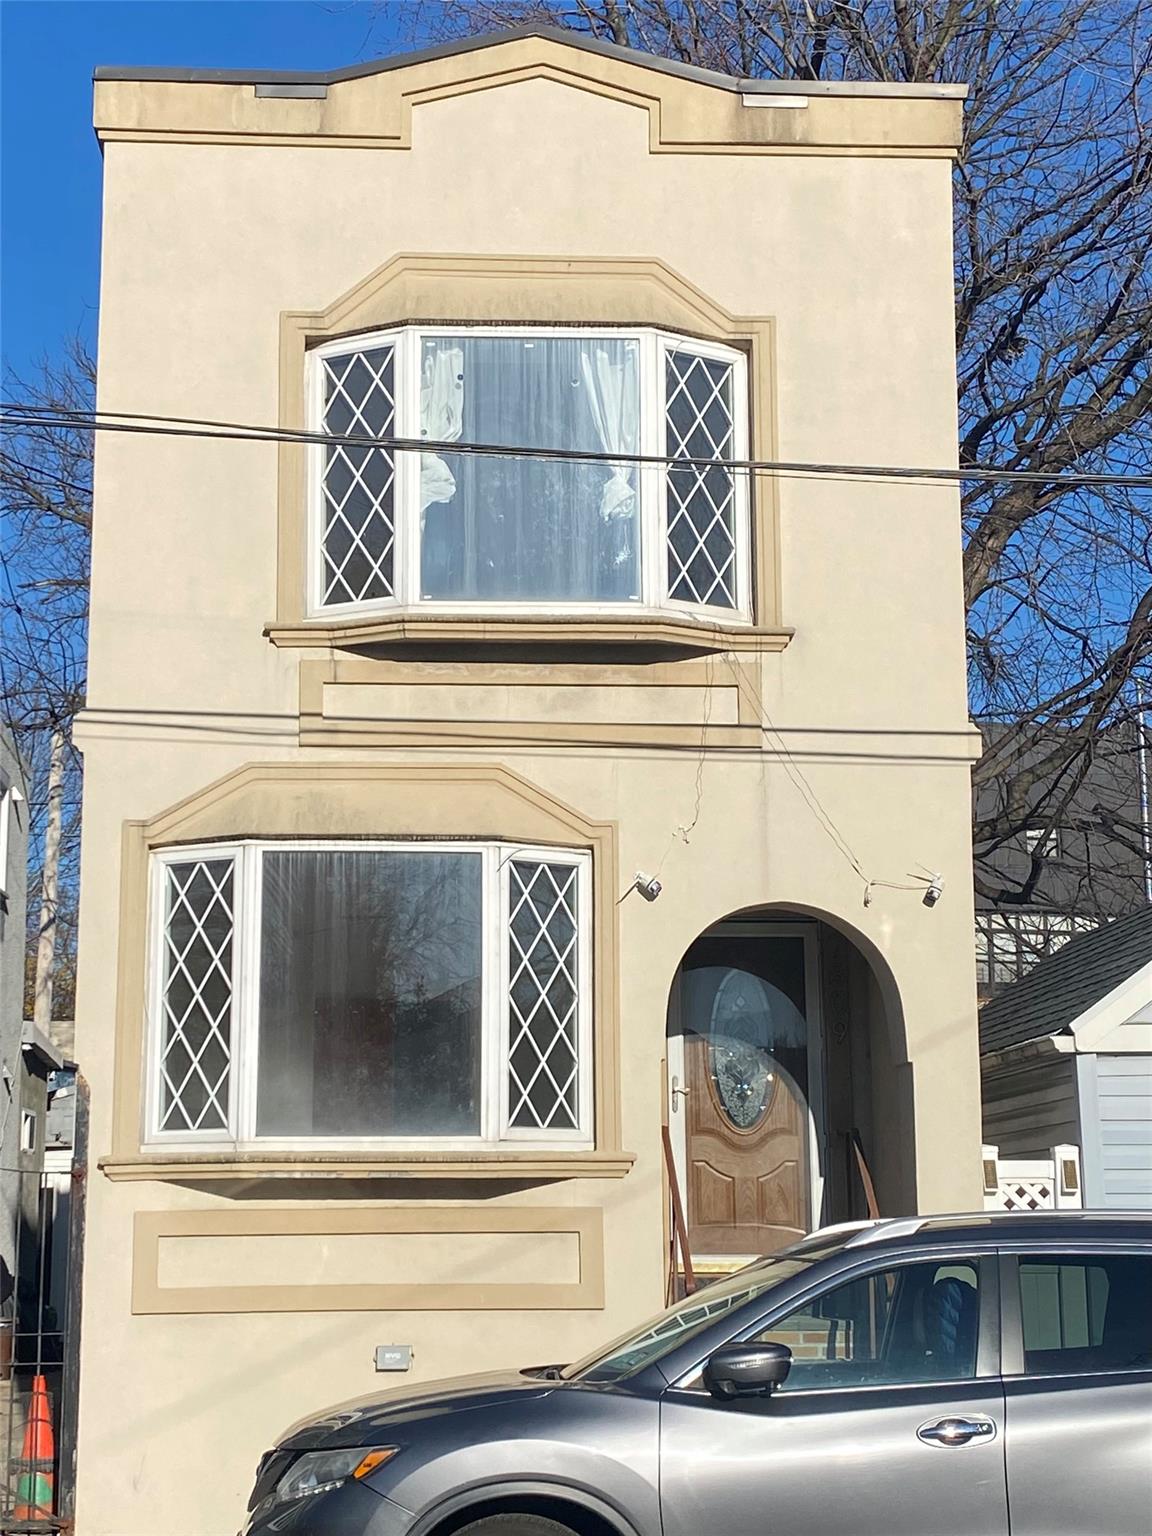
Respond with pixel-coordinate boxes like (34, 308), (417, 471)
(665, 350), (738, 609)
(158, 859), (235, 1133)
(507, 861), (581, 1130)
(320, 347), (396, 606)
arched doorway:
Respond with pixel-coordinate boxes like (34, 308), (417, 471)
(666, 907), (903, 1275)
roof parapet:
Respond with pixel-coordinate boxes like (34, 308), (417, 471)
(94, 24), (968, 100)
(93, 27), (966, 157)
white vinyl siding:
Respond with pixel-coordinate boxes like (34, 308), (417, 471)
(980, 1051), (1080, 1160)
(1093, 1054), (1152, 1209)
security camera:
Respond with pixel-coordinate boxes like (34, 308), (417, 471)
(634, 872), (663, 902)
(922, 876), (945, 908)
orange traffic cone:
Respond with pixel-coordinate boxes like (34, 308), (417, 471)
(12, 1373), (54, 1519)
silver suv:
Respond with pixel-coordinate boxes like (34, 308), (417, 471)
(242, 1213), (1152, 1536)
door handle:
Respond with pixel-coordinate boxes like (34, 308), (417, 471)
(670, 1076), (690, 1109)
(917, 1417), (997, 1448)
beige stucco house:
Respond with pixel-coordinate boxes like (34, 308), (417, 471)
(74, 27), (981, 1535)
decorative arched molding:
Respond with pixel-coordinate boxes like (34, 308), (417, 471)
(108, 760), (623, 1175)
(664, 896), (909, 1059)
(285, 253), (764, 346)
(137, 758), (614, 846)
(661, 899), (916, 1226)
(757, 900), (907, 1051)
(274, 252), (782, 639)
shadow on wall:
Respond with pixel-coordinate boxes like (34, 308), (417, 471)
(167, 1177), (562, 1202)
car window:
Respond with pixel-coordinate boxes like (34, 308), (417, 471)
(565, 1247), (847, 1382)
(1017, 1253), (1152, 1377)
(746, 1260), (981, 1392)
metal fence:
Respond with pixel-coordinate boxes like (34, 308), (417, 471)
(1, 1080), (87, 1535)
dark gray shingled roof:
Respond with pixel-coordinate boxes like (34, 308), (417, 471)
(92, 23), (966, 97)
(980, 905), (1152, 1056)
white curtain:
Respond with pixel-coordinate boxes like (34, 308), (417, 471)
(579, 343), (639, 523)
(419, 344), (464, 517)
(419, 335), (641, 601)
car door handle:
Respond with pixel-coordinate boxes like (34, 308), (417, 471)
(917, 1416), (997, 1447)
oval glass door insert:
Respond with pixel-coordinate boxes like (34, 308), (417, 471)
(707, 969), (778, 1129)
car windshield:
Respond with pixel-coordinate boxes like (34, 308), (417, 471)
(563, 1237), (851, 1383)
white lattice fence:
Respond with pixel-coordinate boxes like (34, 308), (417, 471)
(982, 1144), (1083, 1212)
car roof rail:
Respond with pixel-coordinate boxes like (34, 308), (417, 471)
(802, 1209), (1152, 1258)
(845, 1218), (926, 1246)
(799, 1220), (880, 1244)
(841, 1209), (1152, 1247)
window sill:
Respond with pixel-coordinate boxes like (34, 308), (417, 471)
(100, 1149), (636, 1183)
(265, 613), (793, 655)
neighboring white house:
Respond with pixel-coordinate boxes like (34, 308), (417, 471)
(1, 729), (30, 1302)
(981, 907), (1152, 1210)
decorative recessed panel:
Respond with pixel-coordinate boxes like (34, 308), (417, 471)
(132, 1207), (604, 1313)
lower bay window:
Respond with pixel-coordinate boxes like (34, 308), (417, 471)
(146, 841), (592, 1150)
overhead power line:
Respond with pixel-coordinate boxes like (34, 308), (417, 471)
(4, 400), (1151, 490)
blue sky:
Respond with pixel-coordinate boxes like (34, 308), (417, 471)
(1, 1), (418, 380)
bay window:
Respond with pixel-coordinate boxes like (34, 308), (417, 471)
(146, 841), (592, 1149)
(311, 326), (750, 619)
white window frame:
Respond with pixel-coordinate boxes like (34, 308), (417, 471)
(498, 848), (594, 1145)
(0, 785), (13, 898)
(144, 840), (593, 1153)
(306, 325), (753, 625)
(975, 910), (1098, 986)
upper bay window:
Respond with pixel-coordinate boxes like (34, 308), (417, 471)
(146, 841), (592, 1150)
(311, 327), (751, 620)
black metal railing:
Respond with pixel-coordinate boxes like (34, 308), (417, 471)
(1, 1080), (87, 1535)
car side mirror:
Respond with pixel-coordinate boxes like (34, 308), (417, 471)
(703, 1342), (792, 1400)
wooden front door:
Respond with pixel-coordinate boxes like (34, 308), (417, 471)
(674, 930), (816, 1257)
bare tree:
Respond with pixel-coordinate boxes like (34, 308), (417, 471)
(5, 6), (1151, 930)
(1, 341), (92, 1019)
(399, 0), (1152, 913)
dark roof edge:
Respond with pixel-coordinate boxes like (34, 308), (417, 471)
(978, 904), (1152, 1056)
(93, 23), (968, 99)
(981, 1027), (1073, 1057)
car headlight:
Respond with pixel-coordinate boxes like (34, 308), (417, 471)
(274, 1447), (398, 1504)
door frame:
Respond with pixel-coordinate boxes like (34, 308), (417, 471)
(666, 919), (827, 1265)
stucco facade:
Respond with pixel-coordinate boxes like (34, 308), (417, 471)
(74, 30), (981, 1535)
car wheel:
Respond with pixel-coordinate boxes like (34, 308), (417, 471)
(455, 1518), (577, 1536)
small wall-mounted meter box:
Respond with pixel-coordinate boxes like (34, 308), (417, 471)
(375, 1345), (413, 1373)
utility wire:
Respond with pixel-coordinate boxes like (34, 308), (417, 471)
(4, 400), (1152, 489)
(721, 656), (938, 905)
(0, 549), (49, 735)
(722, 657), (869, 884)
(5, 401), (1142, 901)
